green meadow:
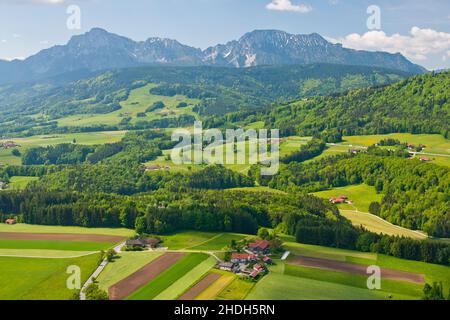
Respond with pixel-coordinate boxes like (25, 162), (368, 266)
(0, 253), (101, 300)
(312, 183), (382, 213)
(6, 176), (39, 190)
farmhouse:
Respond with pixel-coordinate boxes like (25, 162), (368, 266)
(231, 253), (257, 263)
(248, 240), (270, 254)
(0, 181), (7, 190)
(0, 141), (20, 149)
(329, 195), (353, 205)
(5, 218), (16, 225)
(419, 157), (431, 162)
(125, 237), (160, 249)
(218, 262), (234, 271)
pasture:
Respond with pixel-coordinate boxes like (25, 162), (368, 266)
(0, 253), (101, 300)
(6, 176), (39, 190)
(160, 231), (247, 251)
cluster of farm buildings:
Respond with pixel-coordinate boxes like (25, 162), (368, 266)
(217, 240), (273, 280)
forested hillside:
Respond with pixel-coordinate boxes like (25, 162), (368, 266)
(262, 71), (449, 137)
(265, 154), (450, 238)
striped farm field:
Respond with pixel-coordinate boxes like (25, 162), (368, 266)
(194, 272), (235, 300)
(97, 252), (163, 292)
(127, 253), (209, 300)
(154, 256), (217, 300)
(178, 273), (222, 300)
(216, 277), (255, 300)
(110, 252), (185, 300)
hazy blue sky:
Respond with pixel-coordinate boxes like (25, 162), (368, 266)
(0, 0), (449, 69)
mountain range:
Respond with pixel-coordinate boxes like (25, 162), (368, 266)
(0, 28), (426, 85)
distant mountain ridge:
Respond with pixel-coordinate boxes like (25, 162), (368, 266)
(0, 28), (426, 84)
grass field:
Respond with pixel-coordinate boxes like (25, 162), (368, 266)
(195, 271), (235, 300)
(216, 277), (255, 300)
(0, 239), (114, 251)
(97, 252), (163, 292)
(160, 231), (220, 250)
(160, 231), (249, 251)
(57, 84), (199, 128)
(127, 253), (209, 300)
(283, 242), (378, 262)
(312, 184), (428, 239)
(340, 210), (428, 239)
(0, 253), (101, 300)
(0, 131), (126, 166)
(0, 223), (134, 237)
(283, 241), (450, 295)
(245, 271), (397, 300)
(284, 264), (423, 299)
(190, 233), (249, 251)
(154, 256), (217, 300)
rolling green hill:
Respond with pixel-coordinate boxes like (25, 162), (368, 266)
(0, 64), (408, 136)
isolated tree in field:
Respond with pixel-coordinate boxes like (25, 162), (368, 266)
(257, 227), (270, 240)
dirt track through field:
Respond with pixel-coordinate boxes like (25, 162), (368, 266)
(290, 255), (425, 284)
(0, 232), (124, 243)
(178, 272), (222, 300)
(109, 252), (186, 300)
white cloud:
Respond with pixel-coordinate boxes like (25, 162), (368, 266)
(329, 27), (450, 62)
(266, 0), (312, 13)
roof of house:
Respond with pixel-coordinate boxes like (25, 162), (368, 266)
(126, 239), (145, 246)
(248, 240), (270, 250)
(231, 253), (256, 260)
(250, 270), (259, 278)
(263, 256), (272, 262)
(5, 218), (15, 223)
